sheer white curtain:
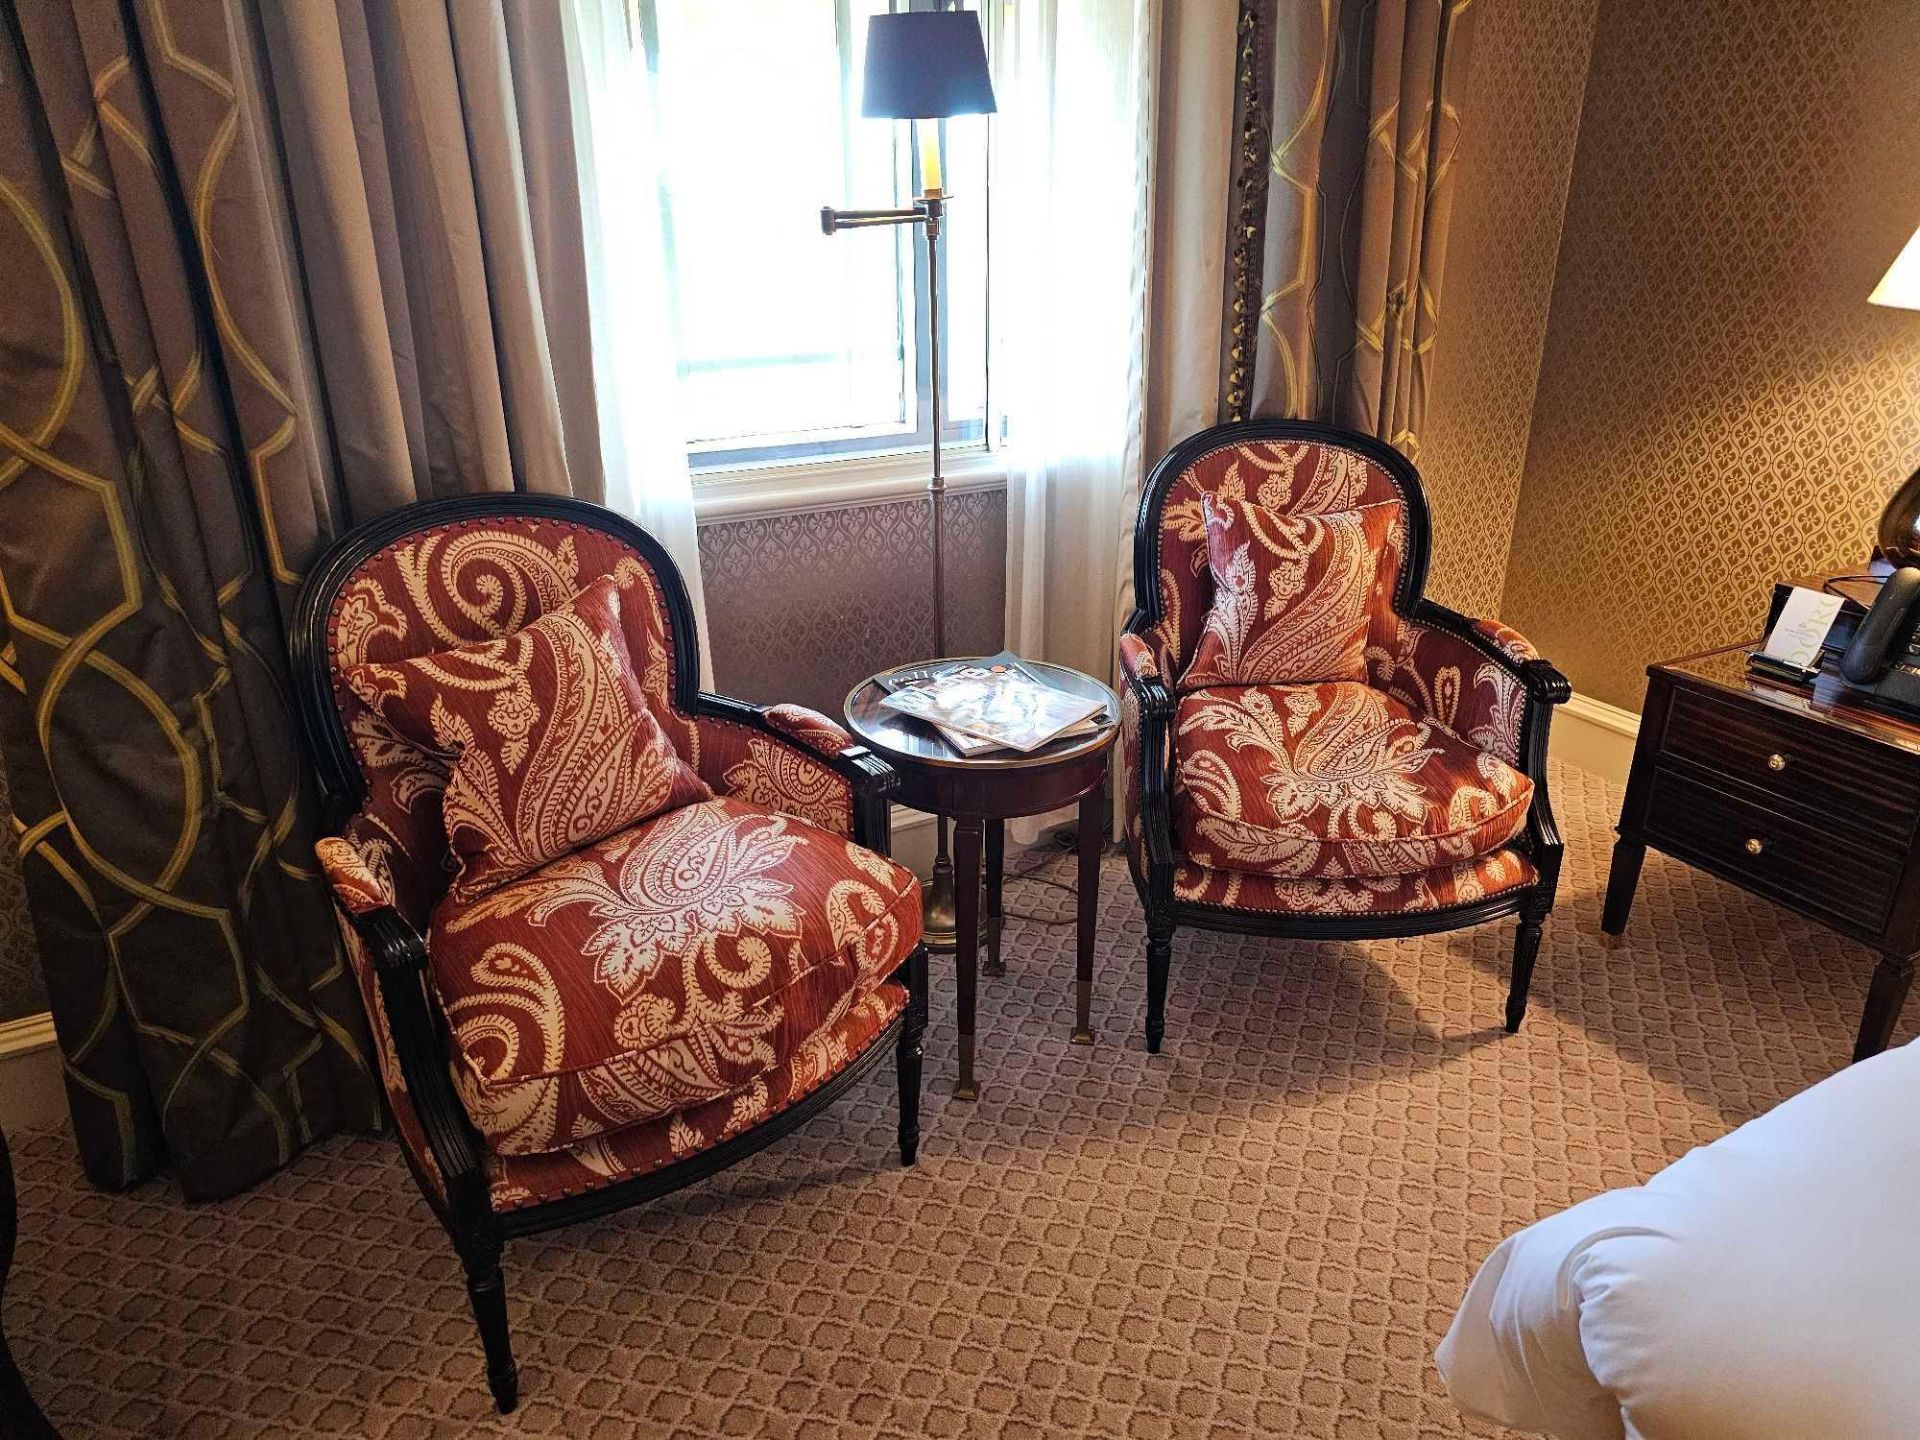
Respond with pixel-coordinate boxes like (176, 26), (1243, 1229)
(992, 0), (1159, 828)
(561, 0), (713, 679)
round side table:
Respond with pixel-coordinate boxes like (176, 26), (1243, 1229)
(845, 661), (1119, 1100)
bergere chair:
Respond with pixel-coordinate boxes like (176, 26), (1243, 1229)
(1119, 419), (1569, 1052)
(291, 494), (928, 1412)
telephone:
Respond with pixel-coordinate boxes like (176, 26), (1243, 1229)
(1839, 566), (1920, 715)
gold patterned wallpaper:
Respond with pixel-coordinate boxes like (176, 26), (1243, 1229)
(1499, 0), (1920, 711)
(1418, 0), (1600, 618)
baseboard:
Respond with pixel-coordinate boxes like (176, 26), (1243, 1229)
(891, 803), (937, 877)
(0, 1011), (55, 1058)
(1551, 691), (1640, 786)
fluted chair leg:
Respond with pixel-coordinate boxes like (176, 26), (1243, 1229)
(461, 1240), (519, 1413)
(1145, 923), (1173, 1054)
(896, 946), (928, 1165)
(1506, 905), (1547, 1034)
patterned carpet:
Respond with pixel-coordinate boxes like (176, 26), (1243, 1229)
(6, 762), (1905, 1438)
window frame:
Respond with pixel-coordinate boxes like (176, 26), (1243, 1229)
(635, 0), (995, 481)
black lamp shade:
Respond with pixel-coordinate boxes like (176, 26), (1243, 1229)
(861, 11), (997, 119)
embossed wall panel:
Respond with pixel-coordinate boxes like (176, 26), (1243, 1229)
(1501, 0), (1920, 711)
(1417, 0), (1598, 618)
(697, 489), (1008, 717)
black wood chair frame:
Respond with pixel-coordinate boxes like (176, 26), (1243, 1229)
(290, 493), (928, 1413)
(1121, 419), (1571, 1051)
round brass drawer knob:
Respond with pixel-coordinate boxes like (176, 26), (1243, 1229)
(1766, 753), (1787, 771)
(1744, 836), (1766, 856)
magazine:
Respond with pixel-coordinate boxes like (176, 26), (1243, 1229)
(879, 653), (1104, 753)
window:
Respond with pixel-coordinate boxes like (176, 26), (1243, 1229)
(636, 0), (990, 473)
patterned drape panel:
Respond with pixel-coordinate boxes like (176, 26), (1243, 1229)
(0, 0), (596, 1199)
(1232, 0), (1476, 458)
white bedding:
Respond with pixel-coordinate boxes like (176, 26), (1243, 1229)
(1436, 1038), (1920, 1440)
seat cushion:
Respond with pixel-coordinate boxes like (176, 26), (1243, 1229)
(1171, 849), (1537, 916)
(428, 796), (921, 1156)
(488, 981), (908, 1210)
(1174, 682), (1533, 879)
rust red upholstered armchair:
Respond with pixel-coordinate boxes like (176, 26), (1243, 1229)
(290, 494), (928, 1412)
(1119, 420), (1569, 1051)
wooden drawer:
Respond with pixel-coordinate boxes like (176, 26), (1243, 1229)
(1661, 687), (1920, 843)
(1643, 764), (1902, 935)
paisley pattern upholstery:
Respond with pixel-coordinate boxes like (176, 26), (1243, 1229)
(315, 836), (390, 916)
(322, 516), (857, 914)
(762, 704), (858, 757)
(487, 981), (907, 1210)
(345, 575), (709, 901)
(1125, 434), (1551, 919)
(1367, 617), (1531, 768)
(1171, 848), (1537, 915)
(1174, 684), (1532, 879)
(1152, 440), (1408, 679)
(426, 796), (920, 1157)
(1184, 496), (1403, 688)
(312, 511), (902, 1220)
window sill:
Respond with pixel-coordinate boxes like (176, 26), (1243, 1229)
(692, 448), (1008, 523)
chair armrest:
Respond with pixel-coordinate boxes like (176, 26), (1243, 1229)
(317, 831), (489, 1212)
(1372, 602), (1570, 896)
(1370, 601), (1569, 771)
(1118, 628), (1178, 899)
(683, 693), (900, 853)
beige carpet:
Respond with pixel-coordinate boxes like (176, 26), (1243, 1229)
(6, 762), (1907, 1438)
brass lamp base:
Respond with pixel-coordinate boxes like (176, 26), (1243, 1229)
(922, 840), (958, 952)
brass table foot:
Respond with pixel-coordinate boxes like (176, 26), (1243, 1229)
(953, 1034), (977, 1101)
(1069, 1027), (1095, 1047)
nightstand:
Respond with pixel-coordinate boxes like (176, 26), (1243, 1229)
(1603, 642), (1920, 1061)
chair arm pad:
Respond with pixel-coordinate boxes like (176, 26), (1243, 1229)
(316, 834), (397, 918)
(762, 703), (859, 757)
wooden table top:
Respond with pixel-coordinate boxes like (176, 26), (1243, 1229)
(843, 659), (1119, 773)
(1657, 641), (1920, 757)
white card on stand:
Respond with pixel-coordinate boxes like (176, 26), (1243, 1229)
(1758, 586), (1844, 671)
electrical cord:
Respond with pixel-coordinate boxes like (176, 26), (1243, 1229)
(999, 831), (1103, 926)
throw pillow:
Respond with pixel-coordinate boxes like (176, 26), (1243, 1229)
(1182, 495), (1402, 688)
(343, 574), (709, 900)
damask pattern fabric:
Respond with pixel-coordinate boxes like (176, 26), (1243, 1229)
(426, 796), (920, 1157)
(344, 575), (709, 901)
(487, 981), (907, 1210)
(1184, 497), (1403, 688)
(1174, 684), (1532, 880)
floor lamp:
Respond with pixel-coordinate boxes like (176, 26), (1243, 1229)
(821, 7), (996, 951)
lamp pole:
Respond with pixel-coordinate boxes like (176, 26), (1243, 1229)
(821, 174), (960, 952)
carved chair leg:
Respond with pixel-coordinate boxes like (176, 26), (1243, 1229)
(896, 946), (928, 1166)
(1506, 906), (1548, 1034)
(1145, 922), (1174, 1054)
(461, 1240), (519, 1413)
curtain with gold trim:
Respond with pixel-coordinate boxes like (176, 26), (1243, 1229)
(0, 0), (597, 1198)
(1230, 0), (1476, 458)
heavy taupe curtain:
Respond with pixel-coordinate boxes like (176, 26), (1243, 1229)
(0, 0), (599, 1198)
(1234, 0), (1476, 456)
